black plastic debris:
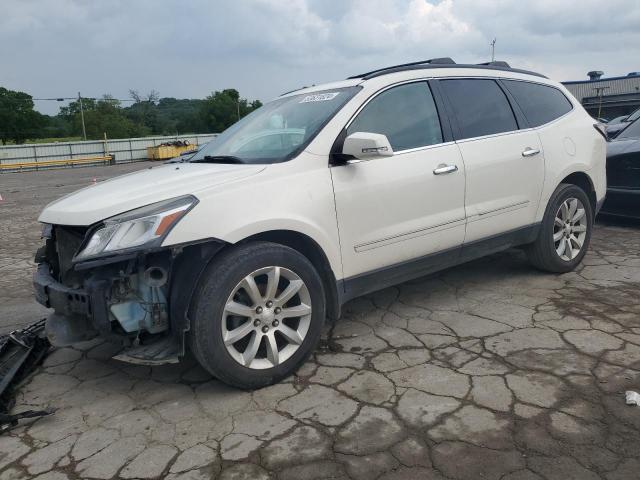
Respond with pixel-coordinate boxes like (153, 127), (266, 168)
(158, 140), (191, 148)
(1, 319), (53, 433)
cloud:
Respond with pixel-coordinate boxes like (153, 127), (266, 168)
(1, 0), (639, 114)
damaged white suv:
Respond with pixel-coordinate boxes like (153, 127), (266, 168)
(35, 58), (606, 388)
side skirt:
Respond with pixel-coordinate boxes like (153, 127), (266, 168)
(339, 223), (541, 304)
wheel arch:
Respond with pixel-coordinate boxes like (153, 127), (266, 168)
(560, 171), (597, 214)
(239, 230), (342, 321)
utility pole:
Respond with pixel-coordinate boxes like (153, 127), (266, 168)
(593, 86), (610, 120)
(78, 92), (87, 140)
(490, 38), (496, 62)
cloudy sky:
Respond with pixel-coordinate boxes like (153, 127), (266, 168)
(2, 0), (640, 114)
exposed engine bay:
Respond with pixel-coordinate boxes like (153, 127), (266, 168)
(33, 224), (223, 364)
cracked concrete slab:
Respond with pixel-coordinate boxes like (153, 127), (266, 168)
(1, 164), (640, 479)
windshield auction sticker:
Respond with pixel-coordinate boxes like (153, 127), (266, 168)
(299, 92), (340, 103)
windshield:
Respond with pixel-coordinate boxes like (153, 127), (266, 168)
(626, 108), (640, 123)
(618, 118), (640, 139)
(190, 86), (360, 164)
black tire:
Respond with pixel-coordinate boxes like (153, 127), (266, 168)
(189, 241), (326, 389)
(526, 183), (593, 273)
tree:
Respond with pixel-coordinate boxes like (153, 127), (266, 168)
(199, 89), (262, 133)
(60, 95), (148, 139)
(128, 89), (160, 131)
(0, 87), (46, 144)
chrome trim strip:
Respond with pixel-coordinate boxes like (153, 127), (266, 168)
(354, 217), (466, 252)
(393, 141), (455, 155)
(467, 200), (530, 223)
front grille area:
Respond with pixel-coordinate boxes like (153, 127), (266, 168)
(47, 225), (88, 287)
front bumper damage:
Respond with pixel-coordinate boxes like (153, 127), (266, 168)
(33, 226), (224, 365)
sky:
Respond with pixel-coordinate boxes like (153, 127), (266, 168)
(2, 0), (640, 115)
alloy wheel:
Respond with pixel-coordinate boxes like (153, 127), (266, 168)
(221, 266), (312, 369)
(553, 197), (588, 261)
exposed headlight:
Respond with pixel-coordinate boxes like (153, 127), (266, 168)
(74, 195), (197, 262)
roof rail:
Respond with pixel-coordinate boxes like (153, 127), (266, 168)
(477, 60), (511, 68)
(347, 58), (547, 81)
(348, 58), (456, 80)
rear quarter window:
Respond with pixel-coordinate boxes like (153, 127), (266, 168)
(503, 80), (573, 127)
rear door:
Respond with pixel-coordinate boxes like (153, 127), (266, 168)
(330, 81), (466, 288)
(439, 78), (545, 245)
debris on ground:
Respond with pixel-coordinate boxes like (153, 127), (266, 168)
(625, 390), (640, 406)
(1, 318), (52, 433)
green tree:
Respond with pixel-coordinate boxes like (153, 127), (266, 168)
(0, 87), (46, 144)
(60, 95), (148, 139)
(127, 89), (160, 132)
(199, 89), (262, 133)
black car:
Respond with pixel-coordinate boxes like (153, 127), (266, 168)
(606, 107), (640, 138)
(601, 118), (640, 217)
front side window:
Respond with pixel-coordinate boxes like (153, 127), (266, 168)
(347, 82), (443, 151)
(503, 80), (573, 127)
(190, 86), (360, 164)
(440, 79), (518, 140)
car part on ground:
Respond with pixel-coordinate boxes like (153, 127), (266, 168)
(0, 319), (54, 433)
(626, 391), (640, 406)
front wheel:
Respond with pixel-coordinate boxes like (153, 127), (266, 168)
(526, 183), (593, 273)
(189, 241), (325, 389)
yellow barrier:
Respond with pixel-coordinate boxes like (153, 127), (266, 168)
(0, 155), (113, 171)
(147, 144), (196, 160)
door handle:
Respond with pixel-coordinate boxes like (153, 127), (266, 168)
(433, 164), (458, 175)
(522, 147), (540, 157)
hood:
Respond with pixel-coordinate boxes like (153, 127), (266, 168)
(39, 162), (266, 226)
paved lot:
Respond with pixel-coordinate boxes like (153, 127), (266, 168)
(1, 163), (640, 480)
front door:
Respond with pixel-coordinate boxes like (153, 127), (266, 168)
(330, 81), (467, 294)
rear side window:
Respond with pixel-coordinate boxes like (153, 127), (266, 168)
(503, 80), (573, 127)
(347, 82), (443, 151)
(440, 79), (518, 140)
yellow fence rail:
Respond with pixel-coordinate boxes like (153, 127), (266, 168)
(0, 155), (114, 171)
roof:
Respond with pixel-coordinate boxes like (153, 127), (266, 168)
(562, 75), (640, 103)
(564, 73), (640, 85)
(278, 58), (550, 99)
(279, 79), (363, 98)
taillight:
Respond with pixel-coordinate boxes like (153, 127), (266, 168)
(594, 123), (608, 141)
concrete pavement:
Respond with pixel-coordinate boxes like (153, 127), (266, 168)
(1, 163), (639, 479)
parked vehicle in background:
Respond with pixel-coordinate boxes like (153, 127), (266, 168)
(608, 115), (628, 125)
(33, 58), (606, 388)
(606, 107), (640, 138)
(601, 118), (640, 218)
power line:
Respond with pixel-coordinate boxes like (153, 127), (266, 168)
(33, 97), (134, 102)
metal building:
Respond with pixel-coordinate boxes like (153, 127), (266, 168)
(562, 71), (640, 120)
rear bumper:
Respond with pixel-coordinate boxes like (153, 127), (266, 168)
(600, 188), (640, 218)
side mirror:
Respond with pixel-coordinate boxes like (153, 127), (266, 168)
(342, 132), (394, 161)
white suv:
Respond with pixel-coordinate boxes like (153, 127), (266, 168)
(35, 58), (607, 388)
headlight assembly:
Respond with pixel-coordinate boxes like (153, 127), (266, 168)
(74, 195), (197, 262)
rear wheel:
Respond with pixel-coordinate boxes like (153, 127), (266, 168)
(189, 241), (325, 389)
(526, 183), (593, 273)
